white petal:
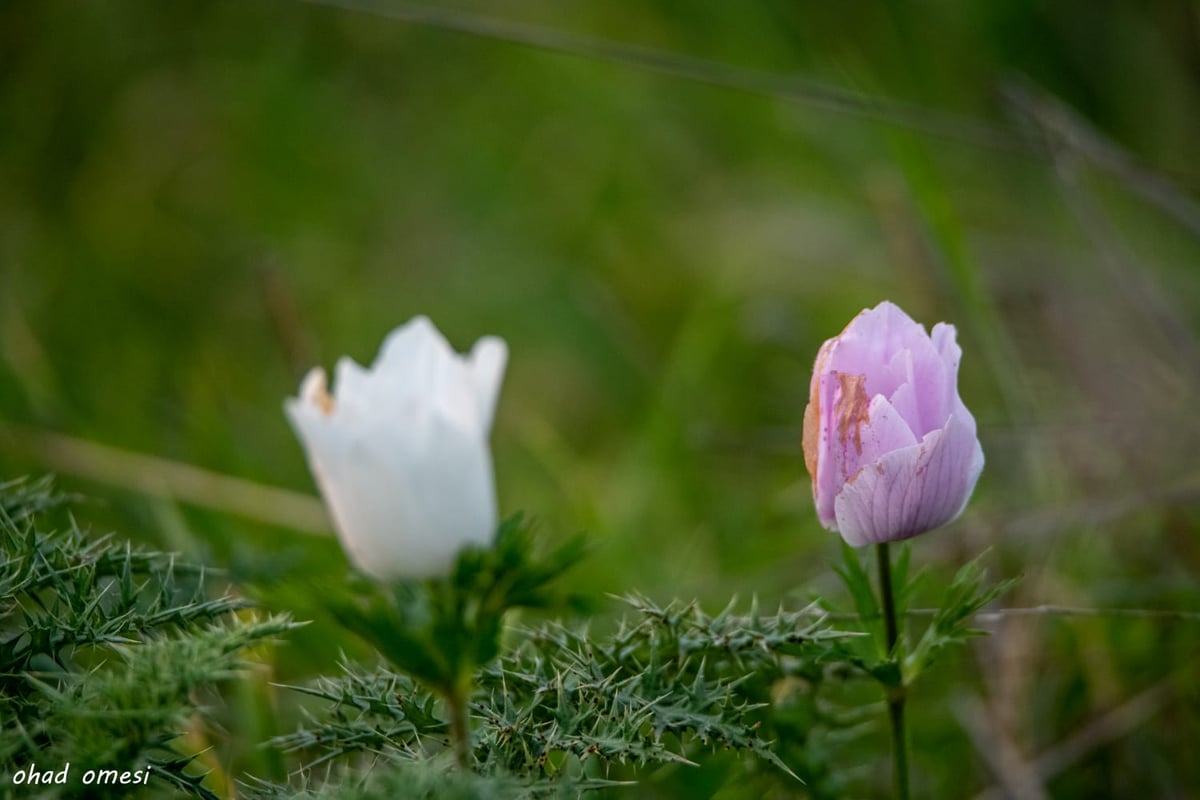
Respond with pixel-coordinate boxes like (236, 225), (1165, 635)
(298, 367), (331, 411)
(333, 356), (372, 419)
(467, 336), (508, 433)
(283, 315), (507, 579)
(374, 315), (454, 389)
(314, 420), (496, 579)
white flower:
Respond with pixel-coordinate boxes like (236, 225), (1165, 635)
(285, 316), (507, 580)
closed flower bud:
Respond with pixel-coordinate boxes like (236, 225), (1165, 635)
(285, 316), (507, 580)
(802, 301), (984, 546)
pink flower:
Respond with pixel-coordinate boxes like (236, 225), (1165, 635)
(802, 302), (984, 546)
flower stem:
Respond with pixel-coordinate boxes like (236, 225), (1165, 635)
(876, 542), (910, 800)
(446, 685), (471, 769)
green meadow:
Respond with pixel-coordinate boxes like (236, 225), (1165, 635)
(2, 2), (1198, 797)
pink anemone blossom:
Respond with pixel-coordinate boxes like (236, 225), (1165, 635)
(802, 301), (984, 546)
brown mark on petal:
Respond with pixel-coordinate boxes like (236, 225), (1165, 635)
(311, 379), (335, 416)
(801, 340), (835, 480)
(802, 400), (819, 478)
(836, 373), (871, 456)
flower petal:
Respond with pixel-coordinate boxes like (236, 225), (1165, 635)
(310, 419), (496, 579)
(284, 316), (509, 580)
(467, 336), (508, 433)
(375, 315), (453, 384)
(832, 411), (984, 546)
(824, 302), (924, 399)
(812, 376), (918, 530)
(332, 356), (375, 420)
(825, 303), (951, 436)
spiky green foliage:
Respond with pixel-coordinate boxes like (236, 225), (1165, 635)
(270, 658), (444, 768)
(326, 515), (587, 699)
(0, 477), (298, 797)
(905, 552), (1019, 680)
(268, 594), (857, 796)
(0, 476), (1014, 799)
(831, 543), (1015, 686)
(1, 480), (240, 681)
(474, 594), (852, 779)
(244, 757), (620, 800)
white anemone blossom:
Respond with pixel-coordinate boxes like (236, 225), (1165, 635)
(285, 316), (507, 580)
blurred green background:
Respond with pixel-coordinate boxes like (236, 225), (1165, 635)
(2, 1), (1199, 797)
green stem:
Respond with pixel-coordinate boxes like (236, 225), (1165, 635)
(446, 685), (471, 769)
(877, 542), (910, 800)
